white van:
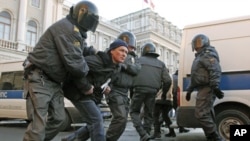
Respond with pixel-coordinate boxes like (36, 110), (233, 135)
(0, 60), (111, 130)
(177, 15), (250, 141)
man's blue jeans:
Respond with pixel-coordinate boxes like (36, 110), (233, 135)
(64, 99), (105, 141)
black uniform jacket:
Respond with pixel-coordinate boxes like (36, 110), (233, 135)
(27, 15), (89, 83)
(63, 52), (121, 104)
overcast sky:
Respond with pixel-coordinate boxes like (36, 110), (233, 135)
(67, 0), (250, 29)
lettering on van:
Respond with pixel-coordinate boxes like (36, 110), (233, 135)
(0, 91), (7, 98)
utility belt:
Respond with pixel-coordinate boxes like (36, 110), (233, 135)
(23, 59), (58, 84)
(23, 59), (36, 79)
(133, 86), (158, 94)
(112, 86), (129, 93)
(23, 59), (31, 69)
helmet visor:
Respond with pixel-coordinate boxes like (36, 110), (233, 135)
(192, 37), (203, 51)
(78, 12), (99, 32)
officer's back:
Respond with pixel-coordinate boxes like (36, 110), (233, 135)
(133, 43), (170, 92)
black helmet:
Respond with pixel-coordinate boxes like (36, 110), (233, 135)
(191, 34), (210, 51)
(141, 42), (159, 57)
(72, 0), (99, 32)
(117, 31), (137, 48)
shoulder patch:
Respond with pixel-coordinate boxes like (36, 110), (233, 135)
(205, 49), (210, 53)
(74, 26), (79, 33)
(209, 58), (216, 64)
(73, 40), (80, 47)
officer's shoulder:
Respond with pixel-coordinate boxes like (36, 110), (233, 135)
(204, 47), (218, 57)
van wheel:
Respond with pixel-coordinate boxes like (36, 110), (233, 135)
(216, 109), (250, 141)
(60, 109), (73, 131)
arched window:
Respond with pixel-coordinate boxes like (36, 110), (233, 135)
(26, 20), (37, 46)
(0, 11), (11, 40)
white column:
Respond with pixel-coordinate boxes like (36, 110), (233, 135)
(43, 0), (53, 31)
(17, 0), (27, 51)
(56, 0), (64, 20)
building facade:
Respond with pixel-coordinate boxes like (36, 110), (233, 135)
(0, 0), (181, 73)
(111, 8), (182, 72)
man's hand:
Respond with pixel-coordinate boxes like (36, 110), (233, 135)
(85, 85), (94, 95)
(186, 92), (192, 101)
(186, 87), (194, 101)
(121, 64), (127, 70)
(103, 86), (111, 95)
(213, 87), (224, 99)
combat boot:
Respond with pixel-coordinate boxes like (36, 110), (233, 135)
(136, 126), (150, 141)
(165, 127), (176, 137)
(140, 133), (150, 141)
(149, 132), (161, 139)
(149, 125), (161, 139)
(179, 126), (190, 133)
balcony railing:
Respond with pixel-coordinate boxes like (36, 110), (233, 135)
(0, 39), (18, 50)
(0, 39), (33, 52)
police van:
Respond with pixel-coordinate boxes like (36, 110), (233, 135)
(0, 60), (111, 130)
(176, 15), (250, 141)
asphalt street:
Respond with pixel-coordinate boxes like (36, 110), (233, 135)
(0, 119), (206, 141)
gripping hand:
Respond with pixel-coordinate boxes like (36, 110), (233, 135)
(185, 87), (194, 101)
(186, 92), (191, 101)
(213, 87), (224, 99)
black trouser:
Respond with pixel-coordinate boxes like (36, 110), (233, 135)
(172, 92), (178, 110)
(130, 91), (156, 136)
(195, 86), (217, 136)
(153, 102), (172, 131)
(106, 92), (130, 141)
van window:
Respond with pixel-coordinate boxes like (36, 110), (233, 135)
(0, 71), (23, 90)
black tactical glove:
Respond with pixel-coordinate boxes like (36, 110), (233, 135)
(186, 87), (194, 101)
(121, 64), (127, 70)
(213, 87), (224, 99)
(128, 51), (136, 57)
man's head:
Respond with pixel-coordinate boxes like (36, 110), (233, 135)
(108, 39), (128, 64)
(117, 31), (137, 53)
(191, 34), (210, 52)
(72, 0), (99, 32)
(141, 42), (159, 57)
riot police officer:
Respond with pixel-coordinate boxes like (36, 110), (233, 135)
(106, 31), (141, 141)
(186, 34), (224, 141)
(22, 1), (99, 141)
(130, 43), (171, 141)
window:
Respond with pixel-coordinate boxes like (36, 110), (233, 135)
(150, 19), (156, 29)
(121, 24), (127, 30)
(159, 48), (163, 60)
(31, 0), (40, 8)
(0, 11), (11, 40)
(165, 51), (169, 66)
(90, 34), (96, 43)
(0, 71), (24, 90)
(158, 24), (163, 33)
(176, 34), (181, 43)
(170, 31), (175, 39)
(103, 38), (108, 50)
(26, 20), (37, 47)
(171, 53), (175, 65)
(134, 20), (141, 28)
